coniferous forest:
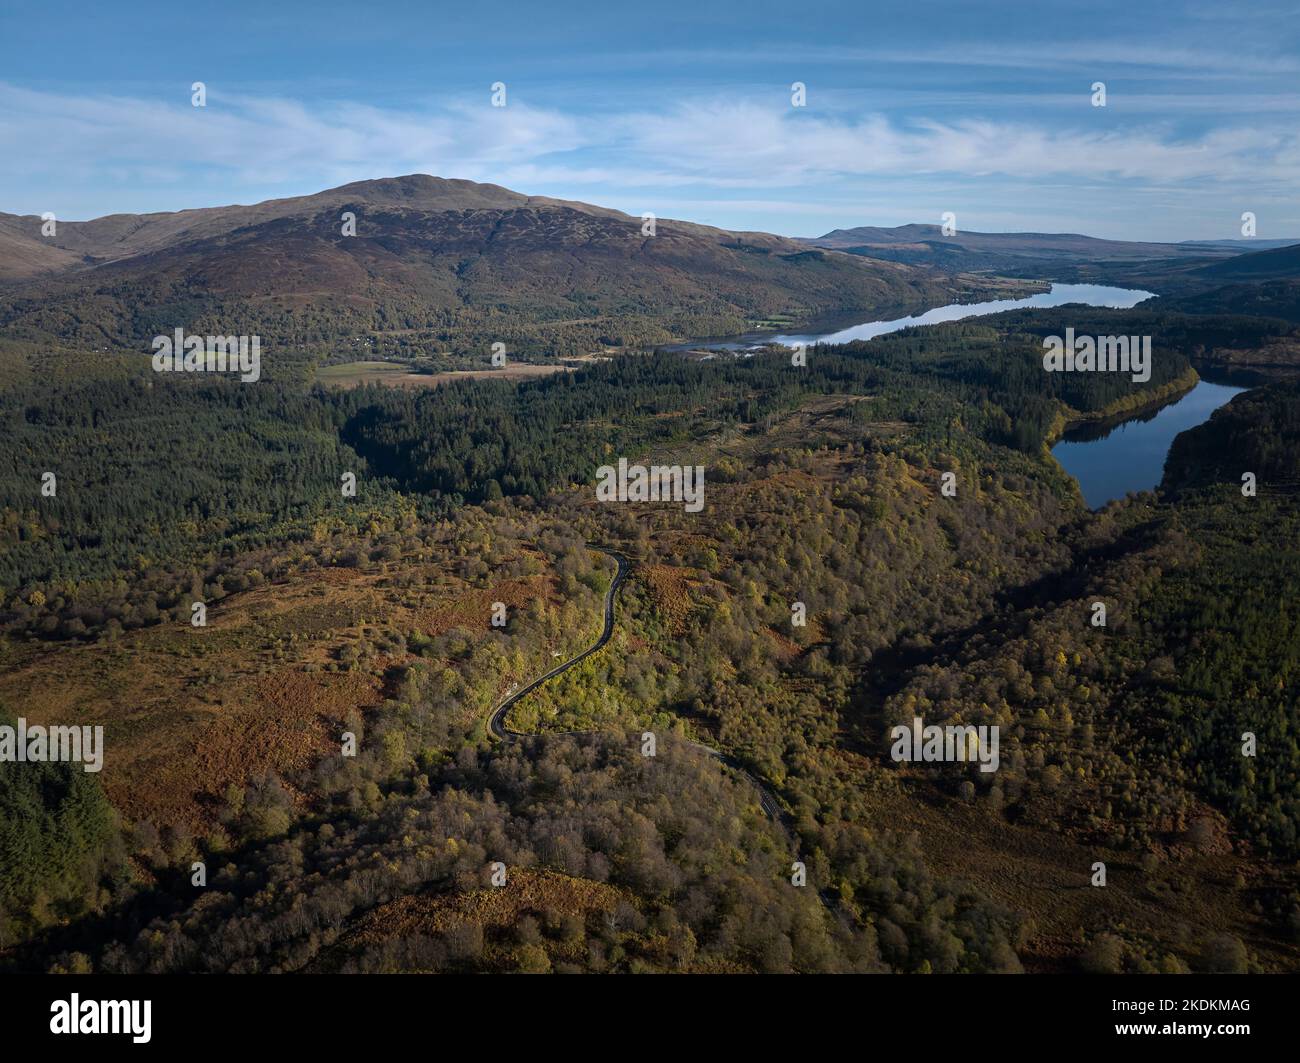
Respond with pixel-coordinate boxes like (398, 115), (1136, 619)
(2, 10), (1299, 1039)
(3, 290), (1300, 978)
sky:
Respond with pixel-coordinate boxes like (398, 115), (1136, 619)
(1, 0), (1298, 241)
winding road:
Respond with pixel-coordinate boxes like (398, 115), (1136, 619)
(488, 546), (629, 740)
(486, 546), (794, 835)
(486, 544), (846, 917)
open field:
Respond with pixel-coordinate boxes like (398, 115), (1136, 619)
(0, 544), (592, 833)
(315, 360), (576, 389)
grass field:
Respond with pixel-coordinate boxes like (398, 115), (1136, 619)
(0, 544), (591, 833)
(315, 360), (574, 389)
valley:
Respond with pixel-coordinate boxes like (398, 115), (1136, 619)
(2, 176), (1299, 979)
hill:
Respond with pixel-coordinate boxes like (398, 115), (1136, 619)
(1144, 246), (1300, 323)
(807, 223), (1237, 269)
(0, 177), (1024, 364)
(0, 220), (86, 283)
(1195, 242), (1300, 281)
(808, 225), (1300, 302)
(0, 176), (614, 268)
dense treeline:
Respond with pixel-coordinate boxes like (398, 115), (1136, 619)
(1162, 280), (1300, 326)
(3, 304), (1268, 598)
(0, 371), (409, 596)
(1164, 380), (1300, 494)
(0, 306), (1266, 647)
(0, 338), (1036, 604)
(0, 285), (760, 366)
(507, 375), (1300, 965)
(1131, 494), (1300, 857)
(834, 304), (1294, 450)
(0, 708), (124, 945)
(5, 729), (1022, 974)
(4, 301), (1300, 972)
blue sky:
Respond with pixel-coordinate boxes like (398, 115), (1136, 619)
(2, 0), (1298, 240)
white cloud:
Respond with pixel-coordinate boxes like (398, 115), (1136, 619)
(1, 81), (1295, 237)
(0, 83), (588, 186)
(589, 41), (1300, 78)
(622, 102), (1300, 186)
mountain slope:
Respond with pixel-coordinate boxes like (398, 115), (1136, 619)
(1195, 242), (1300, 281)
(0, 219), (87, 282)
(1145, 245), (1300, 322)
(806, 224), (1300, 300)
(0, 177), (1028, 364)
(0, 176), (615, 268)
(812, 222), (1217, 258)
(807, 223), (1246, 270)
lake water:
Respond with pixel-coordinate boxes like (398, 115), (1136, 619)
(1051, 379), (1248, 508)
(680, 283), (1156, 353)
(677, 281), (1246, 509)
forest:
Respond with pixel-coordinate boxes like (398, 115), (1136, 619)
(2, 299), (1299, 973)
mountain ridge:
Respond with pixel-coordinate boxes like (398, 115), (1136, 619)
(0, 176), (1028, 362)
(807, 222), (1264, 262)
(0, 175), (630, 279)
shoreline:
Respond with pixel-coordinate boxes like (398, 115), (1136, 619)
(1043, 364), (1203, 448)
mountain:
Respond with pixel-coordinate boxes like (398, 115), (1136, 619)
(0, 219), (86, 282)
(0, 177), (1025, 363)
(0, 176), (614, 271)
(810, 222), (1221, 259)
(1194, 242), (1300, 281)
(1177, 239), (1300, 253)
(806, 223), (1246, 272)
(805, 224), (1300, 302)
(1151, 245), (1300, 324)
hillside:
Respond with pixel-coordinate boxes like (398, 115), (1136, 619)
(0, 177), (1027, 364)
(1160, 280), (1300, 326)
(0, 220), (87, 283)
(1195, 242), (1300, 281)
(808, 223), (1240, 267)
(7, 337), (1300, 974)
(807, 225), (1300, 303)
(0, 176), (592, 266)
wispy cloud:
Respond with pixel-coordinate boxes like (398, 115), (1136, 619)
(1, 81), (1296, 240)
(624, 101), (1299, 186)
(0, 83), (588, 187)
(583, 41), (1300, 77)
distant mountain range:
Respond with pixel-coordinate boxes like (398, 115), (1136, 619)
(810, 223), (1218, 261)
(4, 182), (1298, 363)
(808, 222), (1298, 270)
(0, 176), (1019, 362)
(806, 223), (1300, 303)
